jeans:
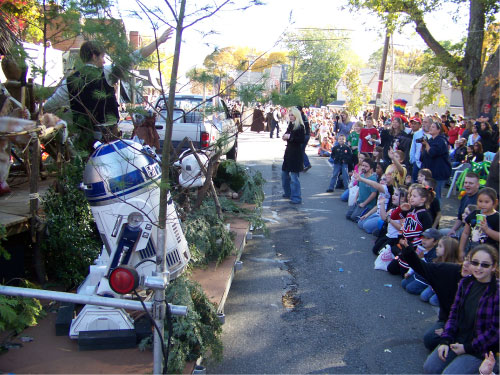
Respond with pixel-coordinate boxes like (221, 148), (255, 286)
(429, 294), (439, 306)
(340, 188), (349, 202)
(270, 121), (279, 138)
(302, 134), (311, 168)
(435, 179), (447, 201)
(357, 213), (381, 233)
(420, 285), (435, 302)
(401, 275), (428, 295)
(423, 321), (445, 351)
(412, 162), (420, 183)
(346, 203), (368, 222)
(328, 163), (349, 191)
(423, 346), (483, 374)
(281, 170), (301, 203)
(318, 149), (330, 157)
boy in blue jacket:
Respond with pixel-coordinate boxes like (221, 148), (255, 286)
(326, 134), (352, 192)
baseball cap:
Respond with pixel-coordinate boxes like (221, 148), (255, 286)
(409, 117), (421, 124)
(422, 228), (442, 240)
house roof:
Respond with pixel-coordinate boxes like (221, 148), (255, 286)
(327, 100), (345, 107)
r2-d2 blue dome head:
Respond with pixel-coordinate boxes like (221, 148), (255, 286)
(82, 140), (190, 286)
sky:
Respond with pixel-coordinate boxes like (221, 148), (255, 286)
(119, 0), (470, 80)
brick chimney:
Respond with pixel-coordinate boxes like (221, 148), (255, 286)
(129, 31), (141, 49)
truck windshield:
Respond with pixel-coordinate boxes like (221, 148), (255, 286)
(157, 97), (206, 113)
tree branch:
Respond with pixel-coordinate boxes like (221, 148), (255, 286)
(182, 0), (232, 30)
(413, 16), (463, 80)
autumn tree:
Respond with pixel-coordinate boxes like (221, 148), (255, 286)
(0, 0), (42, 41)
(285, 28), (350, 106)
(251, 51), (288, 72)
(347, 0), (499, 117)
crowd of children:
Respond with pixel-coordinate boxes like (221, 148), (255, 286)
(302, 103), (499, 374)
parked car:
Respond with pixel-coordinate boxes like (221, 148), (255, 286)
(153, 94), (238, 160)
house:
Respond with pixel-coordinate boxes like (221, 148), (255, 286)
(333, 68), (464, 116)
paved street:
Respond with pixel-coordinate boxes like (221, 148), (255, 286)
(208, 128), (457, 374)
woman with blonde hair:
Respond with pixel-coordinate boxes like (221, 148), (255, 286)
(281, 107), (305, 204)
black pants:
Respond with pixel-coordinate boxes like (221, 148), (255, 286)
(372, 236), (398, 255)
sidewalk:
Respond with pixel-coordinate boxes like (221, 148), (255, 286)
(0, 216), (250, 374)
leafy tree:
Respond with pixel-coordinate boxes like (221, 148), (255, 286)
(186, 67), (215, 96)
(284, 28), (350, 106)
(0, 0), (42, 41)
(347, 0), (499, 117)
(343, 66), (372, 117)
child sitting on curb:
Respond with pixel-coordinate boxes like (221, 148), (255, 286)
(318, 136), (333, 157)
(371, 186), (408, 255)
(401, 228), (440, 295)
(346, 159), (378, 222)
(387, 184), (434, 276)
(353, 171), (395, 234)
(386, 149), (407, 187)
(421, 177), (442, 229)
(420, 236), (461, 307)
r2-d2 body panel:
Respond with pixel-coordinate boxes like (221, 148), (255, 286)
(82, 140), (190, 293)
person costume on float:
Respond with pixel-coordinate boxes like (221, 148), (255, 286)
(45, 28), (173, 152)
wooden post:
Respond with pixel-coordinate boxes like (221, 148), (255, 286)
(29, 133), (46, 284)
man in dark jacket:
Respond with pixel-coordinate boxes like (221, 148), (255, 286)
(326, 134), (352, 192)
(45, 28), (173, 152)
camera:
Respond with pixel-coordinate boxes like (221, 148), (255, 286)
(416, 137), (426, 143)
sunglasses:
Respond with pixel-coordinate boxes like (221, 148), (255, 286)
(469, 260), (493, 269)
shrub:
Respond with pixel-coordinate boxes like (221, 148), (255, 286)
(41, 158), (101, 289)
(139, 276), (222, 374)
(183, 199), (235, 266)
(0, 280), (45, 335)
(214, 160), (265, 205)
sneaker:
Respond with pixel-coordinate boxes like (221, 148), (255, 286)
(326, 189), (334, 193)
(282, 194), (290, 198)
(303, 165), (312, 172)
(289, 200), (301, 204)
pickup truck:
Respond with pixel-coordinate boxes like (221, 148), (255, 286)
(153, 94), (238, 160)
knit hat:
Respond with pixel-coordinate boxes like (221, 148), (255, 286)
(393, 99), (408, 123)
(393, 99), (407, 117)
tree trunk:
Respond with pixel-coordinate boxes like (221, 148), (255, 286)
(461, 85), (476, 118)
(412, 0), (489, 118)
(475, 46), (499, 119)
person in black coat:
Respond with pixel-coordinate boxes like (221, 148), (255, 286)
(421, 122), (452, 200)
(282, 107), (305, 204)
(402, 242), (470, 351)
(250, 104), (265, 132)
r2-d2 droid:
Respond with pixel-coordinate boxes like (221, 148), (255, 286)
(69, 139), (190, 338)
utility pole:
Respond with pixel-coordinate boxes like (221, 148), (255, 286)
(390, 34), (394, 112)
(373, 30), (390, 121)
